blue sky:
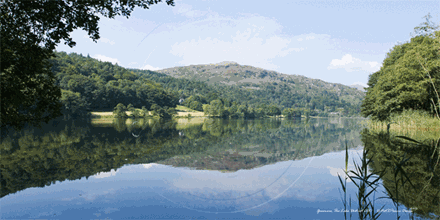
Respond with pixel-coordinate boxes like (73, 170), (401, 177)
(56, 0), (439, 87)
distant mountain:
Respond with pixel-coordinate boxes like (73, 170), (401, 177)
(153, 61), (365, 115)
(349, 83), (368, 92)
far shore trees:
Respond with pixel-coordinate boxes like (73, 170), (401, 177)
(113, 103), (128, 118)
(282, 108), (301, 119)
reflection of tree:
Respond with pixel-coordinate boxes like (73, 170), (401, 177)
(1, 118), (364, 198)
(160, 118), (364, 171)
(362, 130), (440, 219)
(0, 119), (180, 198)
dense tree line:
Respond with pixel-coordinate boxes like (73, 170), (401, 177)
(51, 51), (361, 121)
(133, 69), (361, 117)
(361, 15), (440, 121)
(51, 52), (179, 118)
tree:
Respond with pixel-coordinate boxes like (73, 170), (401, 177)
(60, 89), (89, 118)
(1, 0), (175, 129)
(283, 108), (301, 118)
(189, 101), (203, 111)
(209, 100), (225, 117)
(203, 104), (213, 116)
(361, 17), (439, 121)
(266, 104), (281, 116)
(151, 104), (176, 118)
(113, 103), (128, 118)
(1, 41), (62, 129)
(142, 106), (150, 117)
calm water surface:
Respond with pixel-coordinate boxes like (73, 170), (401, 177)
(1, 118), (437, 219)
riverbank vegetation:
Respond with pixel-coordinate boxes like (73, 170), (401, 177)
(361, 15), (439, 129)
(364, 109), (439, 138)
(338, 16), (440, 220)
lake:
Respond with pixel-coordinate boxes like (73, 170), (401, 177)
(1, 118), (438, 219)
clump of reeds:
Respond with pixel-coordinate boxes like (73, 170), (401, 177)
(363, 109), (440, 138)
(338, 142), (384, 220)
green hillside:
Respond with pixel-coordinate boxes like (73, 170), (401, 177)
(50, 52), (179, 118)
(139, 61), (365, 116)
(50, 52), (365, 117)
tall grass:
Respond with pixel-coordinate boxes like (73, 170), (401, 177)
(363, 109), (440, 137)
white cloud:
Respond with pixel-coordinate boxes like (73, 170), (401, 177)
(141, 64), (162, 71)
(169, 16), (309, 70)
(100, 37), (115, 45)
(83, 35), (115, 45)
(92, 54), (119, 64)
(327, 54), (381, 72)
(172, 3), (207, 18)
(352, 81), (368, 88)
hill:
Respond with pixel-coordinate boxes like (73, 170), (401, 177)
(349, 83), (367, 92)
(50, 52), (365, 117)
(151, 61), (365, 115)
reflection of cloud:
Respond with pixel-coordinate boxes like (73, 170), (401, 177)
(327, 166), (351, 182)
(92, 54), (119, 64)
(94, 169), (118, 179)
(327, 54), (381, 72)
(101, 207), (119, 214)
(143, 163), (158, 169)
(80, 188), (117, 201)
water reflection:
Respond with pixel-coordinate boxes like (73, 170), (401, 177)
(1, 117), (370, 219)
(361, 130), (440, 219)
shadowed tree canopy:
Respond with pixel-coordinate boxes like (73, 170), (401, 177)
(0, 0), (175, 129)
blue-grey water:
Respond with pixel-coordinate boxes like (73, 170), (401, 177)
(1, 118), (434, 219)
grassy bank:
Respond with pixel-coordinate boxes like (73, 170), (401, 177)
(364, 110), (440, 139)
(91, 105), (205, 119)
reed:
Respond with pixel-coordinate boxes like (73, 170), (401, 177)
(345, 145), (384, 220)
(337, 140), (352, 220)
(363, 109), (440, 136)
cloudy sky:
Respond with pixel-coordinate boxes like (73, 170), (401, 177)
(56, 0), (439, 87)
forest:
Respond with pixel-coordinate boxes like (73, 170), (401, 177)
(49, 51), (364, 121)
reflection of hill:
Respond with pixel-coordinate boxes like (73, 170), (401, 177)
(0, 119), (182, 198)
(0, 118), (363, 198)
(158, 118), (364, 171)
(362, 130), (440, 219)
